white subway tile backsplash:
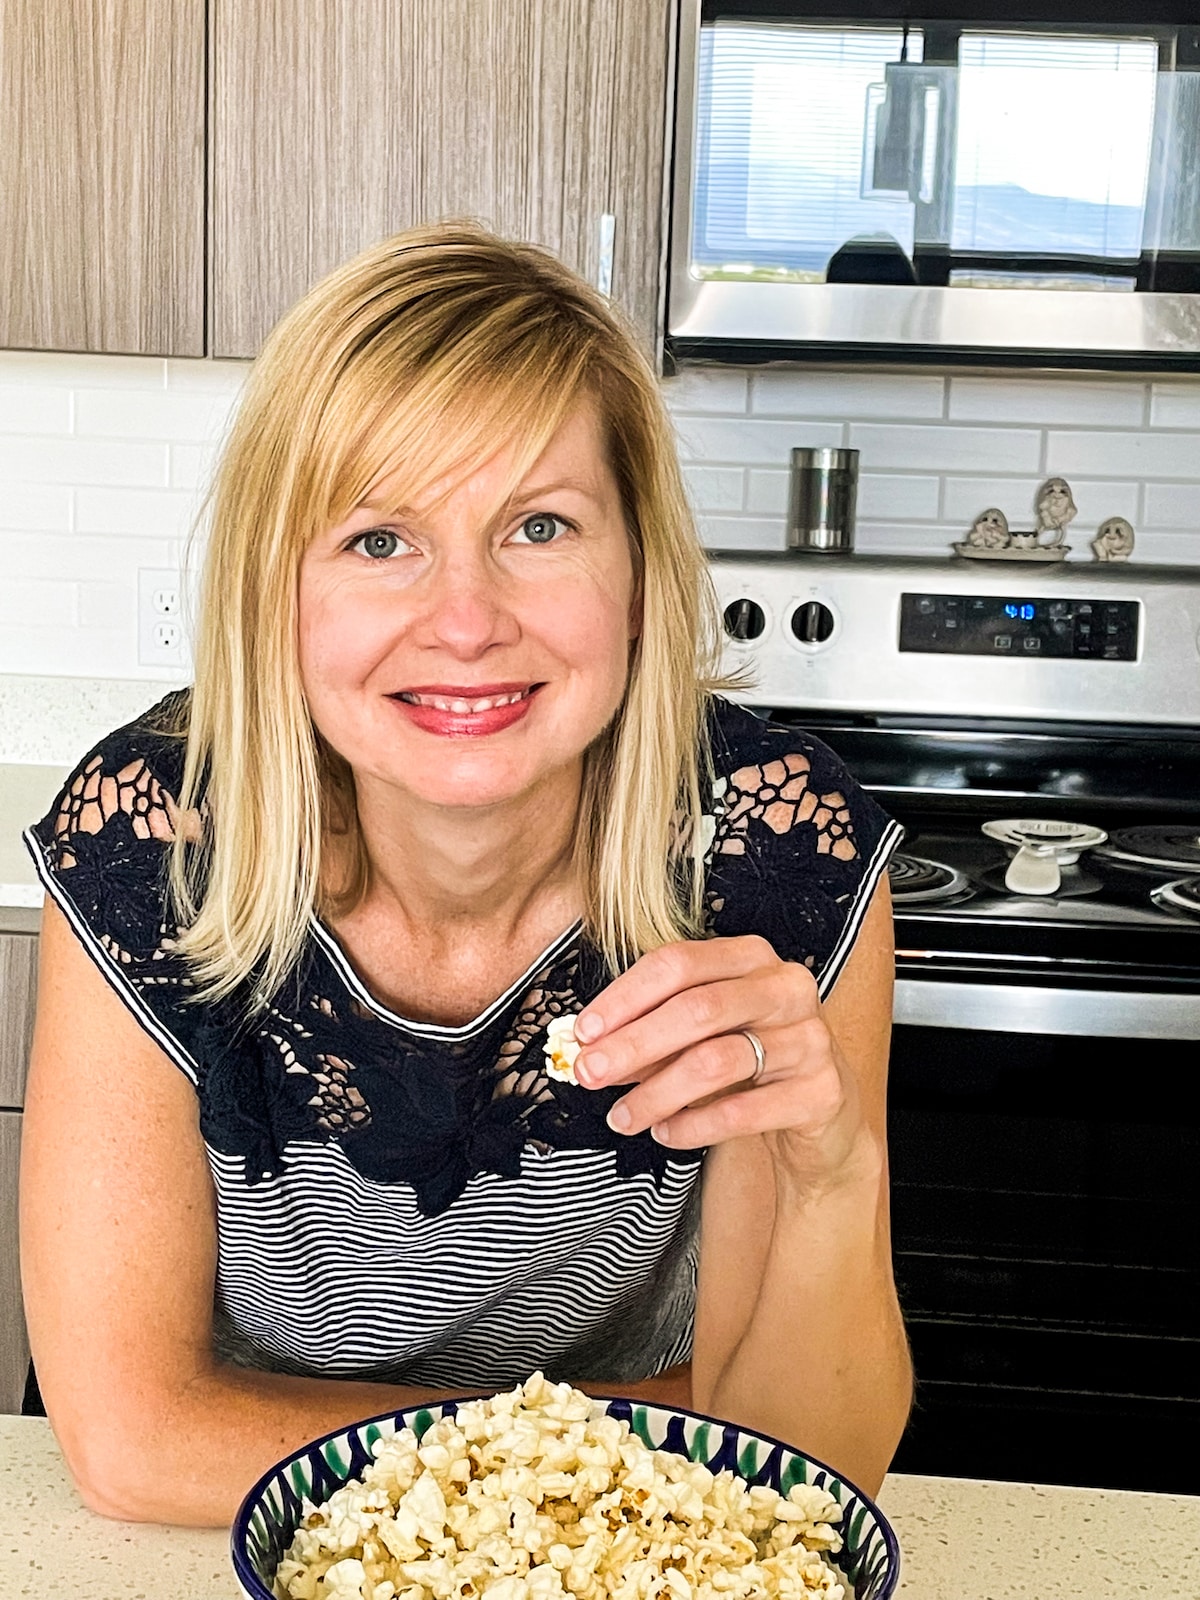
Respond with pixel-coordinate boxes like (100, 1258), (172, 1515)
(165, 358), (249, 394)
(0, 435), (168, 488)
(75, 487), (202, 539)
(1149, 385), (1200, 430)
(0, 485), (72, 532)
(77, 581), (132, 630)
(675, 417), (843, 467)
(662, 367), (749, 415)
(854, 523), (955, 556)
(168, 442), (220, 491)
(949, 377), (1144, 428)
(0, 387), (71, 434)
(0, 579), (77, 628)
(746, 470), (788, 515)
(75, 388), (240, 443)
(942, 477), (1044, 526)
(3, 531), (175, 583)
(696, 513), (787, 551)
(1047, 430), (1200, 479)
(751, 371), (944, 419)
(682, 466), (745, 512)
(0, 351), (167, 389)
(1120, 530), (1200, 565)
(1143, 483), (1200, 531)
(857, 474), (942, 521)
(849, 423), (1041, 473)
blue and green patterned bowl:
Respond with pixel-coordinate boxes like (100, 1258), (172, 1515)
(231, 1395), (900, 1600)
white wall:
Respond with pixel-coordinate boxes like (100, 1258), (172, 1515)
(3, 348), (1200, 758)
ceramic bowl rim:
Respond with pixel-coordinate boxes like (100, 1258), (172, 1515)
(230, 1390), (901, 1600)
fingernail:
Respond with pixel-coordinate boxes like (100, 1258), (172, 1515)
(579, 1049), (607, 1083)
(575, 1012), (602, 1043)
(650, 1122), (672, 1145)
(606, 1100), (632, 1133)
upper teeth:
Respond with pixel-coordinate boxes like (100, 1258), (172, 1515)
(402, 691), (529, 712)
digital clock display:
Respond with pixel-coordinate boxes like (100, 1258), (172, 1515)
(899, 593), (1139, 661)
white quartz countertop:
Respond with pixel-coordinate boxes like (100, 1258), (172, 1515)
(3, 1416), (1200, 1598)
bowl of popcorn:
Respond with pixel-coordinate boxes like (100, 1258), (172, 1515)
(231, 1373), (900, 1600)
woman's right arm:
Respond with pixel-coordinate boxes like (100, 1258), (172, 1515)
(20, 898), (473, 1528)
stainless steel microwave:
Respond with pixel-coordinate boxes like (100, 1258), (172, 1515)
(667, 1), (1200, 369)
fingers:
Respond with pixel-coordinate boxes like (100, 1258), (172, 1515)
(606, 1016), (844, 1148)
(576, 967), (800, 1090)
(575, 935), (779, 1046)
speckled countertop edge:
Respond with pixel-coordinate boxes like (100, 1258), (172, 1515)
(2, 1419), (1200, 1599)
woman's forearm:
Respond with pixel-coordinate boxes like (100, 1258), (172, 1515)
(68, 1362), (485, 1526)
(71, 1359), (696, 1527)
(696, 1146), (912, 1498)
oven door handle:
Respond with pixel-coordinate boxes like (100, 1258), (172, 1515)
(894, 978), (1200, 1040)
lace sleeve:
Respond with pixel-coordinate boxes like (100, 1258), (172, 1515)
(703, 700), (902, 996)
(23, 700), (202, 1084)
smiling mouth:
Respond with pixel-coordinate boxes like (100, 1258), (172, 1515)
(393, 686), (540, 713)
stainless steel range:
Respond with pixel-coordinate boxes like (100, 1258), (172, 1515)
(710, 552), (1200, 1493)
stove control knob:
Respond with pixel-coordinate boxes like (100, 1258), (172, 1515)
(791, 601), (835, 644)
(723, 598), (766, 642)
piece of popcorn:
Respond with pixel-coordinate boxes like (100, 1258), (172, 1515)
(543, 1015), (582, 1083)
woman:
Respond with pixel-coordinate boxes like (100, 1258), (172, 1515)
(20, 225), (911, 1527)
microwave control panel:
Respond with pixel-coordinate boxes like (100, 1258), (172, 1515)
(899, 593), (1140, 661)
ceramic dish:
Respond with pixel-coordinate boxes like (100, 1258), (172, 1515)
(231, 1394), (900, 1600)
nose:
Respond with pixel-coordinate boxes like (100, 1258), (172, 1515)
(417, 548), (520, 660)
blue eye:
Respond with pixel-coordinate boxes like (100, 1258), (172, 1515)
(513, 513), (568, 545)
(352, 529), (402, 560)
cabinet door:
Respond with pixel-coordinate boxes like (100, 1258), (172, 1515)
(211, 0), (672, 358)
(0, 1112), (28, 1415)
(0, 0), (205, 355)
(0, 933), (37, 1110)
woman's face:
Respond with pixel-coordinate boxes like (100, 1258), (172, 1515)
(298, 399), (638, 813)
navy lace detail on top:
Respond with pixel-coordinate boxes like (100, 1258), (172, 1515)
(26, 692), (899, 1220)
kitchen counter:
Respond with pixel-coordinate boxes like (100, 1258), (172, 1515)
(2, 1417), (1200, 1598)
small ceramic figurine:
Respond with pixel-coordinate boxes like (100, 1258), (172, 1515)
(1035, 477), (1078, 546)
(1092, 516), (1135, 562)
(964, 507), (1010, 550)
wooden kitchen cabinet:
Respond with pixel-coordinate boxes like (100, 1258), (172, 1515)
(209, 0), (673, 358)
(0, 931), (37, 1417)
(0, 0), (206, 355)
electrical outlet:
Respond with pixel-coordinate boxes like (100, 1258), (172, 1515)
(138, 568), (190, 669)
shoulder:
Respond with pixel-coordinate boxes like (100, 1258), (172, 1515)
(29, 690), (192, 867)
(25, 691), (195, 952)
(701, 697), (901, 994)
(705, 695), (893, 865)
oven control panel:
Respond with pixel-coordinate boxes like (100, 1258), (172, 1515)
(899, 593), (1140, 661)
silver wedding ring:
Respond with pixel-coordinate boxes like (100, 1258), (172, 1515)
(740, 1029), (766, 1086)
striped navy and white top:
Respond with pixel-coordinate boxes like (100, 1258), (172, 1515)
(25, 694), (899, 1389)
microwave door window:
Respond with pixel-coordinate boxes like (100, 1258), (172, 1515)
(695, 23), (925, 282)
(693, 20), (1168, 292)
(948, 33), (1159, 291)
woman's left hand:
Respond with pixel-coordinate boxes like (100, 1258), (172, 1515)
(574, 935), (868, 1187)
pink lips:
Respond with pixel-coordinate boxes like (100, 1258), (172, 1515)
(389, 683), (541, 738)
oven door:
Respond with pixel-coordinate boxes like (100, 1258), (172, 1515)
(888, 1007), (1200, 1492)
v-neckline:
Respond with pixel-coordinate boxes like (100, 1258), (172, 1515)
(308, 913), (584, 1038)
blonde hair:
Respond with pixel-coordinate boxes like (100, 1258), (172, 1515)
(169, 223), (726, 1008)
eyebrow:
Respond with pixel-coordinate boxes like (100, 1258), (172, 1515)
(510, 478), (605, 505)
(356, 477), (605, 515)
